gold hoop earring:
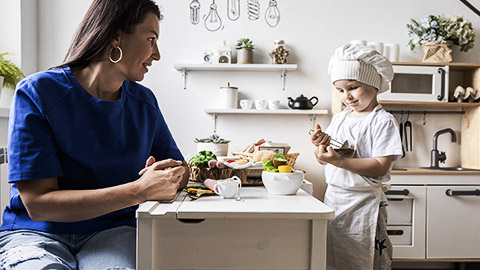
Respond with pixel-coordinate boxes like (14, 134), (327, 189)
(109, 46), (123, 63)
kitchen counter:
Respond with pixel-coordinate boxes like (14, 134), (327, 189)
(136, 186), (334, 270)
(392, 166), (480, 175)
(390, 167), (480, 185)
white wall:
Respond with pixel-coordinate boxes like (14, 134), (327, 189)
(9, 0), (480, 198)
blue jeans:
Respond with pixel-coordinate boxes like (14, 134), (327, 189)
(0, 225), (135, 270)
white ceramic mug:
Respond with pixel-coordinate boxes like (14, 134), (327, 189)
(350, 40), (367, 46)
(268, 100), (280, 110)
(384, 43), (400, 62)
(367, 42), (384, 55)
(240, 99), (253, 110)
(254, 100), (267, 110)
(213, 176), (242, 199)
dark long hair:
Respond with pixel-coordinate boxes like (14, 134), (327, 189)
(58, 0), (161, 70)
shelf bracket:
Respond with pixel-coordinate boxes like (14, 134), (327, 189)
(211, 113), (218, 134)
(309, 114), (317, 134)
(182, 69), (187, 90)
(281, 69), (286, 91)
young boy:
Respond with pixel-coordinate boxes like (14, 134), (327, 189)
(311, 43), (403, 270)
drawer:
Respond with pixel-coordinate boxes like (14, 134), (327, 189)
(387, 225), (412, 246)
(387, 198), (413, 225)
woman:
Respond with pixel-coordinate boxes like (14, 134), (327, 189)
(0, 0), (189, 269)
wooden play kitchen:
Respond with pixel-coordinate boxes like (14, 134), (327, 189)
(332, 62), (480, 264)
(332, 62), (480, 170)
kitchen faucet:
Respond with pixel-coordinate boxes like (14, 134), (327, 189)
(430, 128), (457, 168)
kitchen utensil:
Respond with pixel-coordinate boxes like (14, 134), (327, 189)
(404, 117), (413, 152)
(220, 83), (238, 109)
(399, 120), (406, 158)
(261, 170), (304, 195)
(287, 95), (318, 110)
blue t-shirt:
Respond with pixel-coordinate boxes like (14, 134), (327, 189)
(1, 66), (184, 234)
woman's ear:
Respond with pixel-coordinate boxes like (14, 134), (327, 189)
(111, 30), (123, 47)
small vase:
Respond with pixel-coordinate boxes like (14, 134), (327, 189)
(420, 40), (453, 63)
(236, 49), (253, 64)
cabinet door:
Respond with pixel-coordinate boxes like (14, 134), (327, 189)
(427, 186), (480, 259)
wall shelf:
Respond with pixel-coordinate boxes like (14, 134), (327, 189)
(205, 108), (328, 133)
(173, 63), (298, 90)
(205, 108), (328, 115)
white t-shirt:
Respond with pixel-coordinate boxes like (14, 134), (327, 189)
(324, 108), (403, 190)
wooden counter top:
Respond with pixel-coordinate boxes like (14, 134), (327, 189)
(392, 167), (480, 175)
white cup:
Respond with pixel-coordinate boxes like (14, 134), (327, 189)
(213, 176), (242, 199)
(268, 100), (280, 110)
(367, 42), (384, 55)
(350, 40), (367, 46)
(240, 99), (253, 110)
(384, 43), (400, 62)
(254, 100), (267, 110)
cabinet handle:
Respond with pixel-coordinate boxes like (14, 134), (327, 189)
(437, 68), (445, 101)
(385, 189), (410, 196)
(445, 189), (480, 196)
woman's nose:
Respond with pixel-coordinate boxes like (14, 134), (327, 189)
(152, 43), (161, 61)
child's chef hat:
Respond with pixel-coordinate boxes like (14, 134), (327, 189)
(328, 43), (394, 93)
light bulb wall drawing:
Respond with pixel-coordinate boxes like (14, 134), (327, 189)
(265, 0), (280, 27)
(190, 0), (200, 25)
(247, 0), (260, 20)
(204, 0), (222, 32)
(227, 0), (240, 21)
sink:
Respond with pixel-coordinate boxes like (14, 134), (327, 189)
(420, 167), (480, 172)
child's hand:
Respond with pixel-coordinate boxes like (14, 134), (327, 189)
(314, 145), (341, 165)
(311, 124), (331, 147)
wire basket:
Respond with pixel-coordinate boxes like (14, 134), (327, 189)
(231, 152), (299, 167)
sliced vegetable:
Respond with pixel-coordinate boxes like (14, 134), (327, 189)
(262, 160), (278, 172)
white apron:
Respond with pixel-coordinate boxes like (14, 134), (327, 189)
(324, 105), (385, 270)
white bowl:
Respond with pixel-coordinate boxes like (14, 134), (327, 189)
(262, 170), (304, 195)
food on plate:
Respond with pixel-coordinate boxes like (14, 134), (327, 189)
(189, 150), (217, 168)
(272, 154), (287, 168)
(262, 160), (278, 172)
(215, 161), (226, 169)
(253, 150), (277, 162)
(278, 165), (293, 173)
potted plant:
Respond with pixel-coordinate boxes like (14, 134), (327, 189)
(0, 53), (24, 107)
(407, 15), (475, 62)
(236, 38), (254, 64)
(194, 133), (231, 156)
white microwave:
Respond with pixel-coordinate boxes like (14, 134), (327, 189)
(378, 65), (447, 102)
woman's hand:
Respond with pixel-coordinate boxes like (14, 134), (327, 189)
(314, 145), (341, 165)
(135, 157), (185, 201)
(311, 124), (331, 147)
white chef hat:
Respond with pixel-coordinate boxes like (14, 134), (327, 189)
(328, 43), (394, 93)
